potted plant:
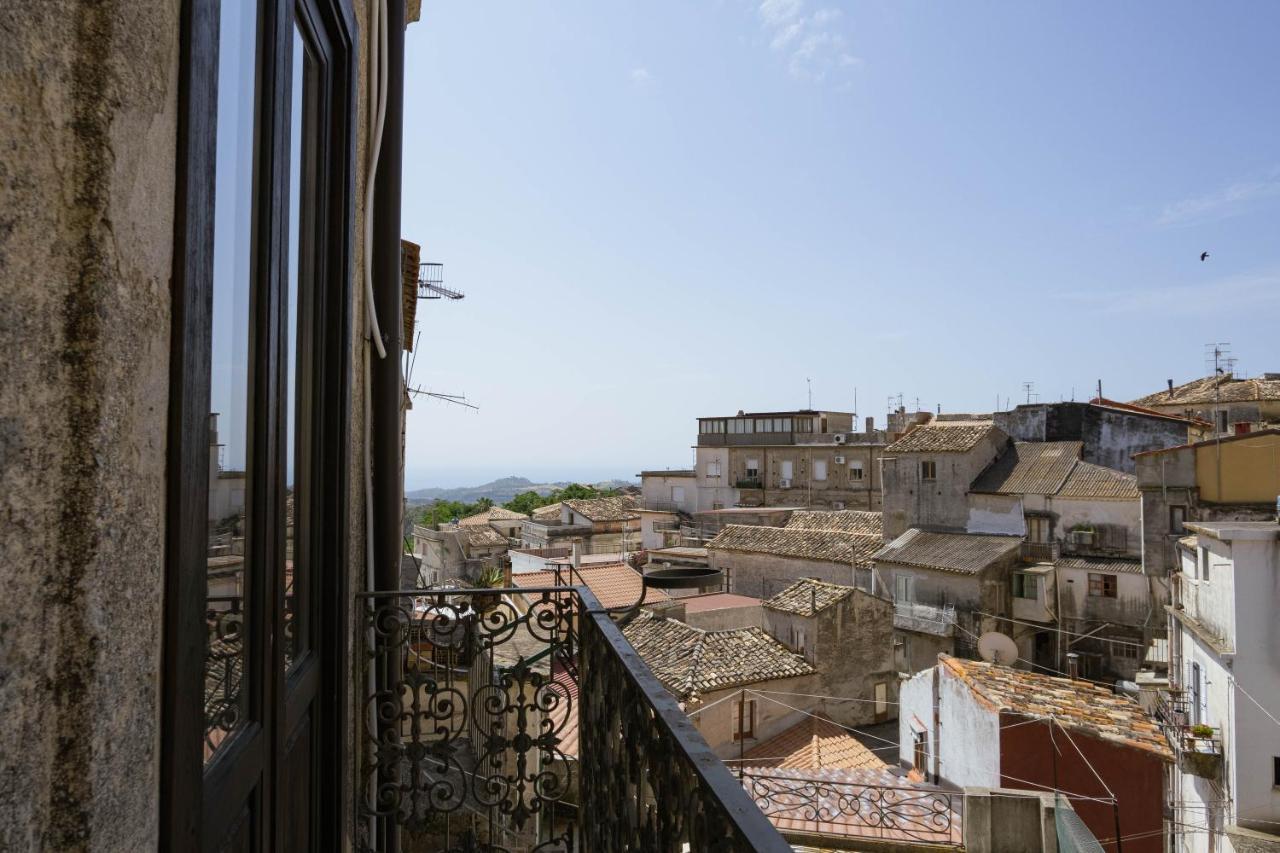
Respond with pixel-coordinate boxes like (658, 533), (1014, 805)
(468, 564), (506, 614)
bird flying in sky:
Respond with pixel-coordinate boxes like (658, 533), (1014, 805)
(1200, 251), (1210, 261)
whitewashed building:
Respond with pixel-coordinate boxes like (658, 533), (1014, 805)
(1163, 521), (1280, 852)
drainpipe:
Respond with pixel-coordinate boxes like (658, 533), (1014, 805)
(372, 0), (407, 594)
(370, 4), (406, 852)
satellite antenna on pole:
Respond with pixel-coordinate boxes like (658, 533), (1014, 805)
(977, 632), (1018, 666)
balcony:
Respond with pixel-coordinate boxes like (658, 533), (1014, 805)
(894, 600), (956, 637)
(1019, 541), (1059, 562)
(356, 586), (791, 852)
(735, 478), (763, 490)
(1155, 690), (1223, 781)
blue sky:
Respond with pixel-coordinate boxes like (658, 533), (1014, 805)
(400, 1), (1280, 489)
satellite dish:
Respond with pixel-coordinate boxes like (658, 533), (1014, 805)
(977, 632), (1019, 666)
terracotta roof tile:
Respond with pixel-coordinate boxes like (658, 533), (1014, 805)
(885, 423), (1001, 454)
(764, 578), (856, 616)
(511, 562), (669, 609)
(971, 442), (1082, 495)
(622, 613), (814, 699)
(563, 495), (639, 522)
(1132, 373), (1280, 407)
(708, 525), (881, 565)
(1055, 556), (1142, 574)
(940, 656), (1172, 759)
(742, 716), (886, 771)
(1056, 461), (1139, 499)
(785, 510), (883, 537)
(457, 506), (528, 526)
(875, 529), (1021, 574)
(531, 502), (564, 521)
(460, 525), (508, 548)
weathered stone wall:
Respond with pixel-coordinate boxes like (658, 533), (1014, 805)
(0, 2), (179, 849)
(882, 430), (1009, 540)
(707, 549), (867, 599)
(995, 402), (1189, 473)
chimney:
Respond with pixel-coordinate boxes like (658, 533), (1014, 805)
(865, 415), (874, 433)
(1167, 379), (1174, 393)
(1066, 652), (1079, 680)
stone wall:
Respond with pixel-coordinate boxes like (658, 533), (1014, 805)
(0, 2), (180, 848)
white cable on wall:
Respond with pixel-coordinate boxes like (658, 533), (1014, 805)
(363, 0), (390, 361)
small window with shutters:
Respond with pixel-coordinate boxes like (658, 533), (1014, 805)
(813, 460), (828, 481)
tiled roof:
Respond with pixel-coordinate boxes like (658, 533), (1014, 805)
(1056, 461), (1139, 499)
(1131, 373), (1280, 407)
(622, 613), (814, 699)
(680, 592), (761, 613)
(785, 510), (882, 537)
(764, 579), (856, 616)
(457, 506), (528, 526)
(940, 656), (1172, 759)
(707, 525), (881, 566)
(741, 716), (886, 771)
(884, 423), (1000, 454)
(511, 562), (669, 609)
(971, 442), (1082, 495)
(564, 495), (639, 522)
(531, 502), (564, 521)
(460, 525), (508, 548)
(1055, 556), (1142, 575)
(547, 663), (579, 759)
(875, 529), (1021, 574)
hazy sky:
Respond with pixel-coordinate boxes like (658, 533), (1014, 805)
(400, 1), (1280, 490)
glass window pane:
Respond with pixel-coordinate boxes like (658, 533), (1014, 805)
(283, 25), (306, 671)
(205, 0), (258, 763)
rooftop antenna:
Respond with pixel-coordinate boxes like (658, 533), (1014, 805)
(1205, 342), (1235, 377)
(806, 377), (812, 410)
(418, 262), (465, 300)
(406, 386), (479, 411)
(1022, 381), (1038, 405)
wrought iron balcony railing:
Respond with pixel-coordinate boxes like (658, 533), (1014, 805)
(742, 770), (962, 846)
(356, 586), (790, 852)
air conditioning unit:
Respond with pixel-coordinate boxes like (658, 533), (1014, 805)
(780, 478), (792, 489)
(833, 434), (847, 444)
(834, 455), (846, 465)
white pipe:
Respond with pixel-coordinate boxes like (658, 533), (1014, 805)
(363, 1), (388, 846)
(363, 0), (386, 361)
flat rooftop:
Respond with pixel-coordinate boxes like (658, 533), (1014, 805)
(1185, 521), (1279, 541)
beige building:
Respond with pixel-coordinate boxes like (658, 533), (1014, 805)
(693, 409), (887, 511)
(881, 422), (1010, 540)
(706, 521), (883, 599)
(520, 495), (642, 552)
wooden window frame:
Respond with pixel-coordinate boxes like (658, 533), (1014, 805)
(162, 0), (356, 849)
(733, 698), (756, 741)
(1087, 572), (1117, 598)
(920, 460), (937, 481)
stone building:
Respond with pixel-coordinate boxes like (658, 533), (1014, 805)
(693, 409), (887, 511)
(520, 495), (642, 552)
(993, 399), (1204, 473)
(874, 530), (1023, 673)
(880, 422), (1010, 540)
(705, 523), (882, 598)
(762, 578), (898, 725)
(1131, 373), (1280, 436)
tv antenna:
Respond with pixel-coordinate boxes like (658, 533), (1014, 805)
(1022, 381), (1038, 405)
(806, 377), (812, 410)
(407, 386), (479, 411)
(1204, 342), (1236, 377)
(418, 262), (465, 300)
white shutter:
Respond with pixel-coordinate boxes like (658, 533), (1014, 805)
(813, 460), (828, 481)
(781, 461), (794, 480)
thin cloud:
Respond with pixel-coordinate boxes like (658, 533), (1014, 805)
(1053, 268), (1280, 316)
(1156, 171), (1280, 227)
(756, 0), (861, 83)
(629, 67), (653, 89)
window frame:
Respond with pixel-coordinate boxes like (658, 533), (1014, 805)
(1087, 572), (1117, 598)
(733, 697), (757, 741)
(920, 460), (937, 481)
